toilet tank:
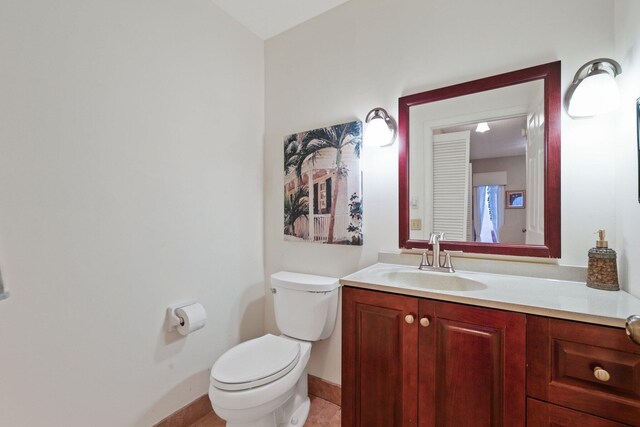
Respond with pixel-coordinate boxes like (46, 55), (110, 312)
(271, 271), (340, 341)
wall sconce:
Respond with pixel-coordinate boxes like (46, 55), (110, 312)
(364, 107), (397, 147)
(565, 58), (622, 118)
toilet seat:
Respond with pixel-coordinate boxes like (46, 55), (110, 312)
(211, 334), (301, 391)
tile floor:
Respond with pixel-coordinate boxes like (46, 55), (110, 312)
(304, 396), (341, 426)
(189, 396), (341, 427)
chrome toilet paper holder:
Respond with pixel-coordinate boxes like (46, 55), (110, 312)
(166, 300), (197, 332)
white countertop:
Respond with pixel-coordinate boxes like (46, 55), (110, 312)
(340, 263), (640, 328)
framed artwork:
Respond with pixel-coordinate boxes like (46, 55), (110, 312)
(637, 97), (640, 203)
(506, 190), (525, 209)
(283, 120), (363, 245)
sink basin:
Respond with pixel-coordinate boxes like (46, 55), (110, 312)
(378, 269), (487, 291)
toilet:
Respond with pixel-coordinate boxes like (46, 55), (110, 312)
(209, 271), (340, 427)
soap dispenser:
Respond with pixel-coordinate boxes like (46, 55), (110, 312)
(586, 230), (619, 291)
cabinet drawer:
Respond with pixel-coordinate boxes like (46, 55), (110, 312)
(527, 316), (640, 426)
(527, 398), (631, 427)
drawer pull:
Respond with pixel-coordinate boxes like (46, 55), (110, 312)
(593, 366), (611, 382)
(405, 314), (415, 324)
(419, 317), (430, 327)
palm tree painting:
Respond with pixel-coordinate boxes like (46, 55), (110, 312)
(284, 186), (309, 236)
(283, 120), (363, 245)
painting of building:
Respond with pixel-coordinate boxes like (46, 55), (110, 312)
(284, 120), (363, 245)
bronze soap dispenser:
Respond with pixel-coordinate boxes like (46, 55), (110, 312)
(586, 229), (619, 291)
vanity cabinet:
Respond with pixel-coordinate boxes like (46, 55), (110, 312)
(342, 286), (526, 427)
(527, 316), (640, 426)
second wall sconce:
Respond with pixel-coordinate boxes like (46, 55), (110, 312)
(565, 58), (622, 118)
(364, 107), (397, 147)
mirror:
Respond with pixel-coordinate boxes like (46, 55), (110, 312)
(399, 62), (561, 257)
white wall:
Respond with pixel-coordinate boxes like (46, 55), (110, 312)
(265, 0), (617, 384)
(614, 0), (640, 298)
(0, 1), (264, 425)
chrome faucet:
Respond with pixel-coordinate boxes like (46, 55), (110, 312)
(418, 232), (461, 273)
(429, 232), (445, 267)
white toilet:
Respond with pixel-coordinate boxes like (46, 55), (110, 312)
(209, 271), (340, 427)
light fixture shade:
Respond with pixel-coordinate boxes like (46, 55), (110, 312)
(565, 58), (622, 118)
(364, 107), (397, 147)
(475, 122), (490, 133)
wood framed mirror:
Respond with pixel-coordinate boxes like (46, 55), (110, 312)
(399, 61), (561, 257)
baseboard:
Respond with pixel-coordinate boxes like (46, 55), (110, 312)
(308, 374), (341, 406)
(153, 394), (220, 427)
(154, 375), (341, 426)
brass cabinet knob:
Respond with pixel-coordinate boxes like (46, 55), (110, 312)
(420, 317), (430, 327)
(626, 315), (640, 345)
(405, 314), (415, 324)
(593, 366), (611, 382)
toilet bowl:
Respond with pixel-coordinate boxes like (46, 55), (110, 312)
(209, 334), (312, 426)
(209, 271), (339, 427)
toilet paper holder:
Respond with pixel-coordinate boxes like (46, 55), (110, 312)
(166, 300), (197, 332)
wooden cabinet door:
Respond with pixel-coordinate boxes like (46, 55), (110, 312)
(527, 398), (631, 427)
(418, 300), (526, 427)
(342, 287), (419, 427)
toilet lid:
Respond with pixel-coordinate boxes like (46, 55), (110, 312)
(211, 334), (301, 391)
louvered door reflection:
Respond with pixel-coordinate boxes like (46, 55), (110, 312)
(432, 131), (470, 241)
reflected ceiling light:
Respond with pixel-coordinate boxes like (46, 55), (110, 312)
(565, 58), (622, 118)
(364, 107), (397, 147)
(475, 122), (490, 133)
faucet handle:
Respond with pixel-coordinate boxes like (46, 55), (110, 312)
(429, 231), (444, 244)
(442, 250), (463, 271)
(419, 250), (432, 269)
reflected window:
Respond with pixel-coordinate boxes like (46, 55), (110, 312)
(474, 185), (504, 243)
